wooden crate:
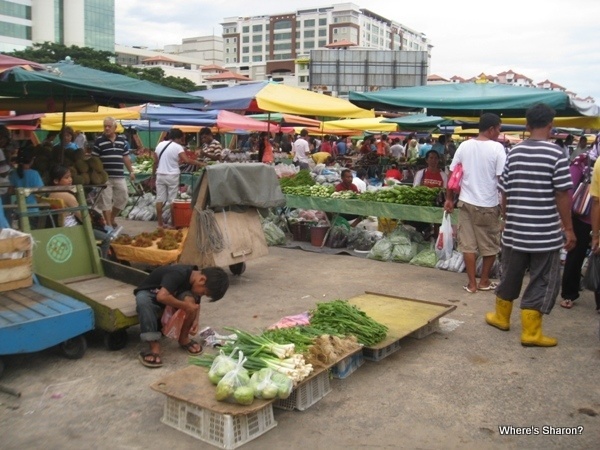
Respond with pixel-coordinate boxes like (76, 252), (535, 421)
(0, 230), (33, 292)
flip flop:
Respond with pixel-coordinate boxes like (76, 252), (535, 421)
(138, 352), (163, 368)
(478, 282), (498, 291)
(463, 285), (477, 294)
(180, 340), (203, 356)
(560, 299), (574, 309)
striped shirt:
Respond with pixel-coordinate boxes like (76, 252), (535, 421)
(202, 139), (222, 161)
(92, 134), (130, 178)
(500, 139), (572, 252)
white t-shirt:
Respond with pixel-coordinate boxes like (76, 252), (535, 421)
(352, 177), (367, 193)
(450, 138), (506, 207)
(156, 140), (184, 175)
(293, 138), (311, 164)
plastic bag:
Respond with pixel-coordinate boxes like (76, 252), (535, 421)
(391, 242), (418, 263)
(583, 254), (600, 291)
(387, 227), (411, 246)
(326, 225), (349, 248)
(367, 238), (393, 261)
(436, 250), (465, 273)
(347, 228), (375, 251)
(409, 244), (438, 268)
(249, 368), (280, 400)
(262, 221), (286, 246)
(208, 348), (238, 385)
(215, 351), (253, 405)
(475, 255), (501, 279)
(435, 212), (453, 261)
(448, 163), (463, 192)
(161, 306), (185, 340)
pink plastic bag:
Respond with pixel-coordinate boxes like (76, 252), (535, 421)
(448, 163), (463, 192)
(162, 306), (185, 340)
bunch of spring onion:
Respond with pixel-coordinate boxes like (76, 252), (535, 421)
(261, 326), (327, 354)
(309, 300), (388, 347)
(220, 327), (313, 384)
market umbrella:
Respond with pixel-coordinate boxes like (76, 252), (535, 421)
(321, 117), (397, 133)
(0, 62), (204, 112)
(40, 106), (141, 130)
(159, 109), (294, 133)
(349, 83), (596, 118)
(188, 81), (373, 119)
(0, 53), (45, 71)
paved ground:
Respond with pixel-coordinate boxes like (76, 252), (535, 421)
(1, 218), (599, 450)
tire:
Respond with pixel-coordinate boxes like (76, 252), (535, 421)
(104, 329), (128, 351)
(229, 262), (246, 276)
(60, 336), (87, 360)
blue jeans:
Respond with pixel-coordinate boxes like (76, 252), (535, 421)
(135, 289), (196, 342)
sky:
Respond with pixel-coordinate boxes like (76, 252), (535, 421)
(115, 0), (600, 102)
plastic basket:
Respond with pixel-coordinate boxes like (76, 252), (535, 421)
(161, 396), (277, 449)
(362, 340), (402, 362)
(410, 319), (440, 339)
(274, 370), (331, 411)
(331, 352), (365, 379)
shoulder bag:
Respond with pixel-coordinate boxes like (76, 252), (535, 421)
(572, 155), (592, 216)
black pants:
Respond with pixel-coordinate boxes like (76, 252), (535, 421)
(561, 216), (590, 301)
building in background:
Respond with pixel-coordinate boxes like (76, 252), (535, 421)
(221, 2), (431, 90)
(0, 0), (115, 53)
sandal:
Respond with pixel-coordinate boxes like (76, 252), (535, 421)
(138, 352), (163, 368)
(180, 339), (203, 356)
(478, 282), (498, 291)
(463, 285), (477, 294)
(560, 299), (574, 309)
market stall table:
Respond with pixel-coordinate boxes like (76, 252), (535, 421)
(285, 194), (457, 224)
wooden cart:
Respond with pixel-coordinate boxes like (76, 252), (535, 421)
(15, 186), (148, 350)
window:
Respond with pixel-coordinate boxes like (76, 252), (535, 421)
(252, 55), (263, 62)
(225, 58), (229, 63)
(233, 57), (237, 63)
(304, 19), (315, 27)
(252, 35), (262, 42)
(252, 24), (263, 32)
(242, 26), (249, 33)
(242, 56), (249, 62)
(333, 28), (338, 34)
(304, 41), (315, 49)
(252, 44), (263, 52)
(242, 46), (249, 53)
(273, 42), (291, 51)
(319, 18), (327, 26)
(233, 37), (237, 43)
(225, 38), (230, 44)
(243, 36), (249, 43)
(318, 29), (326, 37)
(274, 19), (292, 30)
(274, 32), (292, 40)
(225, 48), (229, 53)
(318, 39), (326, 47)
(304, 30), (315, 38)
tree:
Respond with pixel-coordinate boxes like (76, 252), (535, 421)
(8, 42), (200, 92)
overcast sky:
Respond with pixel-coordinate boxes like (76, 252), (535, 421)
(115, 0), (600, 102)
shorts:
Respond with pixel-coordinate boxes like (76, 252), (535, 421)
(96, 177), (128, 211)
(155, 173), (180, 204)
(456, 201), (501, 256)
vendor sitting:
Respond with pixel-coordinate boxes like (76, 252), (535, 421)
(335, 169), (359, 192)
(384, 163), (403, 181)
(311, 151), (333, 165)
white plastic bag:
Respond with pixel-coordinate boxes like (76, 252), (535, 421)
(435, 212), (453, 261)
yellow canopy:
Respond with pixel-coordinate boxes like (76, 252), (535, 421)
(255, 83), (374, 119)
(321, 117), (397, 133)
(41, 106), (141, 129)
(450, 115), (600, 129)
(41, 119), (125, 133)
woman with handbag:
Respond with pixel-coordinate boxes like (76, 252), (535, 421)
(560, 151), (594, 309)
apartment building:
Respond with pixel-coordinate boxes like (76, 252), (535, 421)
(220, 2), (431, 88)
(0, 0), (115, 53)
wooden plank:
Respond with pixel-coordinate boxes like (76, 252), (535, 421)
(151, 365), (275, 416)
(62, 274), (102, 285)
(62, 279), (136, 317)
(348, 292), (456, 349)
(0, 289), (60, 317)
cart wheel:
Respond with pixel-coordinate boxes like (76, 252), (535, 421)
(229, 262), (246, 276)
(104, 329), (128, 351)
(60, 336), (87, 360)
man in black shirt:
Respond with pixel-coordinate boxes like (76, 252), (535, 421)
(134, 265), (229, 368)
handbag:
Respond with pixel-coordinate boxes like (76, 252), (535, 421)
(572, 155), (592, 216)
(447, 163), (463, 192)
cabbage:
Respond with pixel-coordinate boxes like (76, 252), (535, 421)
(270, 372), (293, 400)
(233, 386), (255, 406)
(409, 247), (438, 268)
(367, 238), (393, 261)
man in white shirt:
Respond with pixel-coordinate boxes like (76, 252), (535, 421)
(445, 113), (507, 293)
(154, 128), (205, 228)
(352, 168), (368, 193)
(292, 129), (311, 169)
